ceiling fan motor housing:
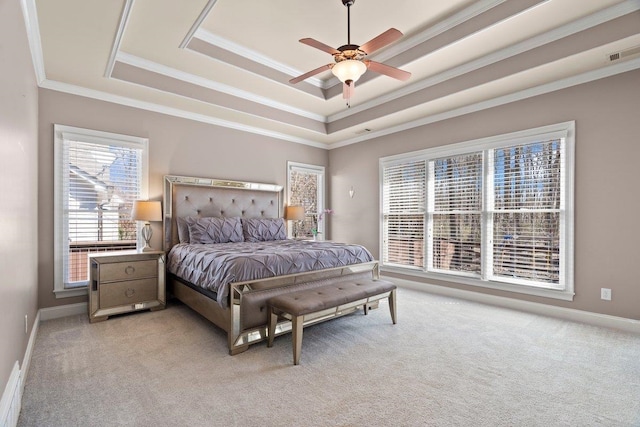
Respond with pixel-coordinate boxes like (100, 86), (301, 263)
(334, 44), (366, 63)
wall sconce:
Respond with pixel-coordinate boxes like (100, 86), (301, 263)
(349, 186), (355, 198)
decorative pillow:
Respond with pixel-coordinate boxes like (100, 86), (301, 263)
(242, 218), (287, 242)
(176, 217), (191, 243)
(186, 217), (244, 244)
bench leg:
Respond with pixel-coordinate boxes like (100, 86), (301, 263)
(292, 315), (303, 365)
(267, 309), (277, 348)
(388, 289), (397, 324)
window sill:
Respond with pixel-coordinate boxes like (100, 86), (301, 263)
(381, 266), (574, 301)
(54, 286), (88, 299)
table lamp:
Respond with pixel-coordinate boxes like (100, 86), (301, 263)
(285, 205), (305, 238)
(131, 200), (162, 252)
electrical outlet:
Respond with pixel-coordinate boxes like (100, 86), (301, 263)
(601, 288), (612, 301)
(24, 314), (28, 334)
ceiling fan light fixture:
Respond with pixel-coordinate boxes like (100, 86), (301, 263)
(331, 59), (367, 83)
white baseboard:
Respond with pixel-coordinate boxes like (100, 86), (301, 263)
(0, 362), (21, 427)
(21, 310), (40, 394)
(0, 308), (42, 427)
(39, 302), (87, 321)
(1, 304), (87, 427)
(386, 276), (640, 334)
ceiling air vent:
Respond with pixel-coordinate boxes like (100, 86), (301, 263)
(355, 128), (372, 135)
(607, 45), (640, 62)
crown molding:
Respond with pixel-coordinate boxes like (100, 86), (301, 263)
(105, 0), (135, 78)
(39, 78), (328, 149)
(179, 0), (219, 49)
(115, 52), (327, 123)
(186, 0), (512, 93)
(194, 29), (329, 90)
(328, 0), (640, 123)
(328, 57), (640, 150)
(373, 0), (507, 63)
(20, 0), (46, 84)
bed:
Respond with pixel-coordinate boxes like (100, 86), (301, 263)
(163, 175), (379, 355)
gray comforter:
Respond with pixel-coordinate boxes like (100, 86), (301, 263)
(167, 240), (374, 307)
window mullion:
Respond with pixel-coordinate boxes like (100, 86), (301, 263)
(426, 160), (434, 272)
(482, 149), (494, 281)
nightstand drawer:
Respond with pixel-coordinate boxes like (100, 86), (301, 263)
(99, 259), (158, 282)
(99, 278), (158, 309)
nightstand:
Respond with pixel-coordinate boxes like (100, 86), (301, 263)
(88, 250), (166, 323)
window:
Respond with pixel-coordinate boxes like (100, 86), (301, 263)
(380, 122), (574, 300)
(382, 160), (425, 268)
(287, 162), (325, 238)
(54, 125), (149, 297)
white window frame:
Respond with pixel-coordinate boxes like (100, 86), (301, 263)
(53, 125), (149, 298)
(380, 121), (575, 301)
(287, 161), (325, 238)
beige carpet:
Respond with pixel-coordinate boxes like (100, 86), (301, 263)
(19, 288), (640, 426)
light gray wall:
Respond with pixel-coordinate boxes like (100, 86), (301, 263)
(329, 69), (640, 320)
(0, 0), (39, 398)
(37, 89), (329, 309)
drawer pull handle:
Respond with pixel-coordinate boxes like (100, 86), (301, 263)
(124, 288), (136, 298)
(125, 266), (135, 275)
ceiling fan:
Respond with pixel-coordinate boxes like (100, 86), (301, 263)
(289, 0), (411, 107)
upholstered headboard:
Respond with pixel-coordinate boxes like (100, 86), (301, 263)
(163, 175), (283, 251)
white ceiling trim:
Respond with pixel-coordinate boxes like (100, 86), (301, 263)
(189, 0), (510, 94)
(31, 55), (640, 152)
(372, 0), (507, 64)
(179, 0), (218, 49)
(328, 56), (640, 150)
(39, 78), (327, 149)
(194, 29), (328, 90)
(104, 0), (135, 78)
(327, 0), (640, 123)
(115, 52), (327, 123)
(19, 0), (45, 84)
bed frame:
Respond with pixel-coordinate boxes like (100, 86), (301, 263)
(163, 175), (379, 355)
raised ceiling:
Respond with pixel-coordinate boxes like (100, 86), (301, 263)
(25, 0), (640, 149)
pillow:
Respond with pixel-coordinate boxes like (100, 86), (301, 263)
(186, 217), (244, 244)
(242, 218), (287, 242)
(176, 217), (191, 243)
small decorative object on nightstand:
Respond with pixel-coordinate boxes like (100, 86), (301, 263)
(88, 250), (165, 323)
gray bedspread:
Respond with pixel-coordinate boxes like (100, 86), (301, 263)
(167, 240), (374, 307)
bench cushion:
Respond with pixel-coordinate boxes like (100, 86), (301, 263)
(269, 278), (396, 316)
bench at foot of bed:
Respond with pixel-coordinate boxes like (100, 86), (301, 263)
(267, 278), (397, 365)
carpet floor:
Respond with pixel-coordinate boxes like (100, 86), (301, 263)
(18, 288), (640, 426)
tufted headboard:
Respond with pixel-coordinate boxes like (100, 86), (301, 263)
(163, 175), (283, 251)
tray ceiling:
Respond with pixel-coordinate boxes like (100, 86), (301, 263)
(26, 0), (640, 148)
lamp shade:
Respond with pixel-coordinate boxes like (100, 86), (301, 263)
(285, 205), (305, 221)
(332, 60), (367, 83)
(131, 200), (162, 222)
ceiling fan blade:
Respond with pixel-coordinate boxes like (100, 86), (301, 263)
(359, 28), (403, 55)
(342, 81), (355, 99)
(289, 64), (332, 84)
(365, 60), (411, 81)
(299, 38), (341, 55)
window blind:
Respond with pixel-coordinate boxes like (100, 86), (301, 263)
(429, 153), (483, 274)
(287, 162), (325, 238)
(491, 139), (562, 286)
(60, 138), (143, 288)
(382, 160), (426, 268)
